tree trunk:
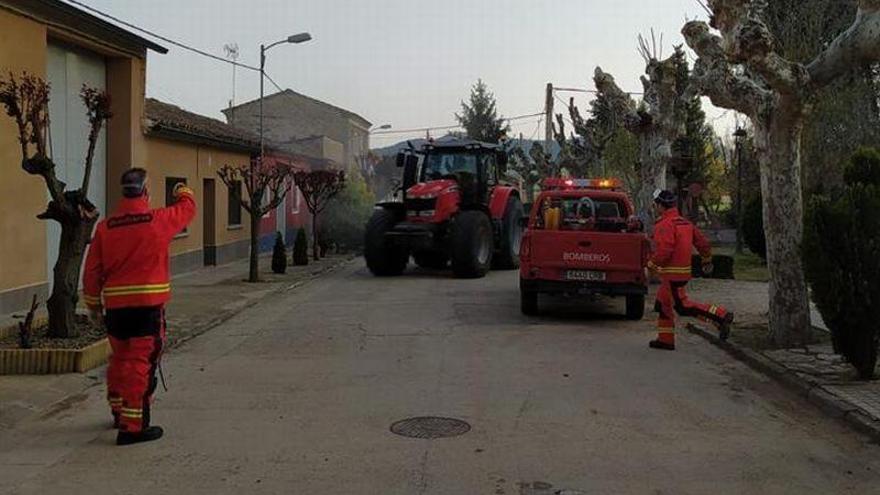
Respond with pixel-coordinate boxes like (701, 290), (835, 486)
(312, 212), (319, 261)
(47, 218), (95, 338)
(248, 211), (260, 283)
(754, 107), (812, 347)
(636, 131), (670, 234)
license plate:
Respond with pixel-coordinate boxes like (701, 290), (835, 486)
(565, 270), (606, 281)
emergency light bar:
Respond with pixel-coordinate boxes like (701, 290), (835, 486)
(542, 178), (622, 190)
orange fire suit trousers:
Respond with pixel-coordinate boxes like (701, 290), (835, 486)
(105, 306), (165, 433)
(655, 280), (728, 345)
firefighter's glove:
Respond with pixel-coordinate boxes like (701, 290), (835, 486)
(88, 306), (104, 328)
(172, 182), (191, 198)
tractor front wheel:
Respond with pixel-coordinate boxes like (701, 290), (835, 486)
(364, 208), (408, 276)
(450, 211), (493, 279)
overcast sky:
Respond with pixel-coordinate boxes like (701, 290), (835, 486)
(72, 0), (734, 147)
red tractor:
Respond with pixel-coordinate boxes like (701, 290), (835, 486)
(365, 139), (524, 278)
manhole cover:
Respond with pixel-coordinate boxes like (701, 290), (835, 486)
(390, 416), (471, 439)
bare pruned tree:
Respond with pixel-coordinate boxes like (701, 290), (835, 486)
(218, 158), (293, 282)
(0, 72), (110, 338)
(682, 0), (880, 347)
(292, 169), (346, 261)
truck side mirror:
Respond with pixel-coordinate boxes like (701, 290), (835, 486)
(497, 151), (509, 174)
(396, 152), (406, 168)
(402, 155), (419, 192)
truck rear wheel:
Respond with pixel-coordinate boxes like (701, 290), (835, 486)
(450, 211), (493, 279)
(364, 208), (408, 276)
(493, 195), (524, 270)
(413, 251), (448, 270)
(521, 289), (538, 316)
(626, 294), (645, 320)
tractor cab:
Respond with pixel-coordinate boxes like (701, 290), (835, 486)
(397, 139), (508, 220)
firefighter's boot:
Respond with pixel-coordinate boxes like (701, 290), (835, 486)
(719, 312), (735, 342)
(649, 339), (675, 351)
(117, 426), (164, 446)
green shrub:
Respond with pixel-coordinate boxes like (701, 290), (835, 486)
(803, 148), (880, 380)
(742, 195), (767, 260)
(321, 170), (375, 253)
(293, 228), (309, 266)
(271, 232), (287, 274)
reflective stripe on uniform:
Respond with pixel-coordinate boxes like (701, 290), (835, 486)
(103, 283), (171, 297)
(657, 326), (675, 334)
(120, 407), (143, 418)
(659, 266), (691, 274)
(83, 294), (101, 304)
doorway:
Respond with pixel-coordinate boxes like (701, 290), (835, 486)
(203, 178), (216, 266)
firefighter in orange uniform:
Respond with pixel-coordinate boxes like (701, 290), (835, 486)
(83, 168), (196, 445)
(647, 190), (733, 351)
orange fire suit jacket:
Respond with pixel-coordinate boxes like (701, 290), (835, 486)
(83, 186), (196, 310)
(647, 207), (712, 281)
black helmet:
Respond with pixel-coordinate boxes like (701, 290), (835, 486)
(653, 189), (676, 208)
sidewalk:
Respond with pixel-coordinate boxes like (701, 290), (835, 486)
(686, 278), (880, 439)
(0, 253), (356, 430)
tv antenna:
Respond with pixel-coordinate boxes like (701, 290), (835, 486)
(223, 43), (240, 110)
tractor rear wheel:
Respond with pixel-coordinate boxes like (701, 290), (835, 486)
(450, 211), (493, 279)
(413, 251), (448, 270)
(494, 195), (524, 270)
(364, 208), (408, 276)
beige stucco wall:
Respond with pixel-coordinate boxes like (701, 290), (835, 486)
(0, 9), (49, 294)
(140, 137), (252, 257)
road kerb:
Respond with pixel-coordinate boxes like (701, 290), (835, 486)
(686, 322), (880, 441)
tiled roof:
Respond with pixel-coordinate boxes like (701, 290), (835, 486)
(144, 99), (260, 152)
(224, 89), (371, 127)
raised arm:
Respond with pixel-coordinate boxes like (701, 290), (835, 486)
(154, 183), (196, 241)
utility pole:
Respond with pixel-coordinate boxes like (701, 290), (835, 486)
(545, 83), (554, 149)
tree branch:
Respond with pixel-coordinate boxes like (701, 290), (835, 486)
(593, 67), (642, 131)
(79, 86), (112, 198)
(808, 1), (880, 88)
(682, 20), (772, 116)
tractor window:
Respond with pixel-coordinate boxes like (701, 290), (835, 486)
(423, 152), (478, 181)
(483, 154), (497, 185)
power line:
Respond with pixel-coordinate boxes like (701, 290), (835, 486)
(63, 0), (262, 73)
(371, 112), (544, 136)
(554, 86), (644, 96)
(64, 0), (290, 96)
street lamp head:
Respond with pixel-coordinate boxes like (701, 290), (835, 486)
(375, 124), (392, 131)
(288, 33), (312, 44)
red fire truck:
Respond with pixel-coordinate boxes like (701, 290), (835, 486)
(519, 178), (650, 319)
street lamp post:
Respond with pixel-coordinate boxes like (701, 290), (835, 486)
(259, 32), (312, 159)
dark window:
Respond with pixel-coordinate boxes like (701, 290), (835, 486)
(228, 181), (242, 226)
(165, 177), (188, 234)
(165, 177), (187, 206)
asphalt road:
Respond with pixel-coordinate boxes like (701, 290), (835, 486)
(1, 260), (878, 494)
